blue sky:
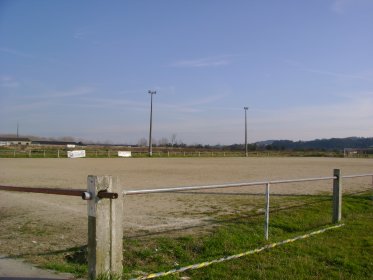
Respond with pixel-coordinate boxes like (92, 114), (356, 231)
(1, 0), (372, 145)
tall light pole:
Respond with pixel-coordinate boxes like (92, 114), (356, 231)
(148, 90), (156, 157)
(244, 107), (248, 157)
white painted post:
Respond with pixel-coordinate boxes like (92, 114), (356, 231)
(13, 150), (16, 158)
(87, 175), (123, 280)
(43, 150), (46, 158)
(264, 183), (270, 240)
(332, 169), (342, 223)
(58, 150), (60, 158)
(29, 150), (31, 158)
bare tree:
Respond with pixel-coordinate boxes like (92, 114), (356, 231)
(158, 137), (169, 147)
(170, 133), (177, 147)
(137, 137), (148, 147)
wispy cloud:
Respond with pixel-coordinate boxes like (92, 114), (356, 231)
(1, 86), (96, 114)
(253, 92), (373, 140)
(331, 0), (371, 14)
(0, 75), (20, 88)
(170, 55), (234, 68)
(0, 47), (35, 59)
(282, 58), (373, 82)
(305, 68), (373, 81)
(45, 86), (95, 98)
(79, 96), (147, 110)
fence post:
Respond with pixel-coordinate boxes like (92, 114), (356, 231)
(332, 169), (342, 223)
(29, 150), (31, 158)
(264, 183), (270, 240)
(58, 150), (60, 158)
(87, 175), (123, 279)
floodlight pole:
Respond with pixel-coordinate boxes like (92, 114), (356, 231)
(148, 90), (156, 157)
(244, 107), (248, 157)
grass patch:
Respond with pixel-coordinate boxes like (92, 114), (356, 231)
(37, 192), (372, 279)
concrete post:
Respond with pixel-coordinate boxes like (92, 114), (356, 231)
(87, 176), (123, 279)
(332, 169), (342, 223)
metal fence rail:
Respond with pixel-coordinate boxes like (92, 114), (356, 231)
(0, 184), (86, 197)
(123, 176), (338, 195)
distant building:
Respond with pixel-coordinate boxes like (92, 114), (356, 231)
(344, 148), (373, 157)
(31, 140), (85, 147)
(0, 137), (31, 146)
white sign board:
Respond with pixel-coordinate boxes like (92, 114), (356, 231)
(67, 150), (86, 158)
(118, 151), (132, 157)
(67, 144), (76, 148)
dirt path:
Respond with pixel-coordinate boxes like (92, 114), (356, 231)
(0, 255), (73, 279)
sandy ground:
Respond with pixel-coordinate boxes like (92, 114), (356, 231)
(0, 157), (372, 258)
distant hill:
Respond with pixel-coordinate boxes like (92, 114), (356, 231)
(261, 137), (373, 151)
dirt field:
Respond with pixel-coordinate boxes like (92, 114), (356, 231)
(0, 157), (372, 257)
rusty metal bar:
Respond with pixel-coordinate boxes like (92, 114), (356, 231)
(0, 185), (89, 199)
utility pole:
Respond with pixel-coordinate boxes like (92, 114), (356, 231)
(244, 107), (248, 157)
(148, 90), (156, 157)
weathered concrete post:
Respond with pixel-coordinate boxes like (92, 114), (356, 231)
(87, 175), (123, 280)
(332, 169), (342, 223)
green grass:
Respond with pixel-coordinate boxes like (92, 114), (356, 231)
(37, 192), (372, 279)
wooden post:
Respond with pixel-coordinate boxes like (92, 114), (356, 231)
(332, 169), (342, 223)
(58, 150), (60, 158)
(13, 150), (16, 158)
(43, 150), (46, 158)
(87, 176), (123, 279)
(29, 150), (31, 158)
